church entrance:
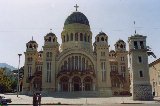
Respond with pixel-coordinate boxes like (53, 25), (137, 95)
(33, 77), (42, 91)
(60, 76), (69, 92)
(72, 76), (81, 91)
(84, 76), (93, 91)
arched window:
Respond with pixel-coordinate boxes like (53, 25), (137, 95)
(50, 52), (52, 58)
(48, 37), (51, 42)
(72, 56), (74, 70)
(88, 35), (90, 42)
(71, 33), (73, 41)
(97, 37), (99, 42)
(120, 44), (123, 48)
(84, 34), (87, 42)
(67, 34), (69, 42)
(53, 37), (55, 42)
(105, 38), (107, 42)
(101, 37), (104, 41)
(117, 44), (119, 48)
(139, 70), (143, 77)
(80, 33), (83, 41)
(61, 65), (64, 70)
(46, 52), (52, 58)
(82, 57), (85, 70)
(75, 33), (78, 41)
(79, 56), (81, 70)
(34, 45), (36, 49)
(75, 56), (78, 70)
(68, 57), (71, 70)
(29, 44), (32, 48)
(30, 57), (33, 61)
(86, 60), (88, 70)
(64, 61), (67, 70)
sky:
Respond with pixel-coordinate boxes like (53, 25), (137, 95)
(0, 0), (160, 68)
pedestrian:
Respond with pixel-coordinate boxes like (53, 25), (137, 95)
(38, 93), (41, 106)
(33, 93), (38, 106)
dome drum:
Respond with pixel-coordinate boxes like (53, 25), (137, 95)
(115, 39), (126, 51)
(95, 32), (108, 43)
(44, 32), (58, 44)
(26, 40), (38, 50)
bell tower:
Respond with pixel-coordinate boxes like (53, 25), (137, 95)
(23, 38), (38, 93)
(42, 32), (59, 92)
(94, 32), (112, 96)
(128, 34), (153, 100)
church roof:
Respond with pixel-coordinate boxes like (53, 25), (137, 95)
(116, 39), (125, 43)
(97, 32), (107, 36)
(64, 12), (90, 26)
(46, 32), (55, 37)
(28, 40), (37, 44)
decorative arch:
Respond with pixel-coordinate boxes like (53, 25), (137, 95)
(30, 76), (42, 91)
(57, 49), (96, 72)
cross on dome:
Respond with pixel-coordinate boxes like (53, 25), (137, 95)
(74, 4), (79, 11)
(50, 28), (52, 32)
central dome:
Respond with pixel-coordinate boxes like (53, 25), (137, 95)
(64, 12), (90, 26)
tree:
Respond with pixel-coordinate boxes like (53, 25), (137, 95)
(0, 68), (17, 93)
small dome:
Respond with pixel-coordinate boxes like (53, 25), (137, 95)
(64, 12), (89, 26)
(46, 32), (55, 37)
(27, 40), (37, 44)
(97, 32), (107, 36)
(116, 39), (125, 43)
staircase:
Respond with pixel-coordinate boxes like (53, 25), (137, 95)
(42, 91), (99, 98)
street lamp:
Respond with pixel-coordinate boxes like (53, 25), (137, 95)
(17, 54), (22, 97)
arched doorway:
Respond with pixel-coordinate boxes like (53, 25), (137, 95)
(60, 76), (69, 92)
(72, 76), (81, 91)
(33, 77), (42, 91)
(84, 76), (93, 91)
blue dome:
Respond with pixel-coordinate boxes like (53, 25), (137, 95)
(64, 12), (90, 26)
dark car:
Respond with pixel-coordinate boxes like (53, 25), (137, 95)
(0, 96), (12, 104)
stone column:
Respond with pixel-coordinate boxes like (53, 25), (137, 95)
(74, 57), (75, 70)
(93, 83), (96, 91)
(81, 83), (84, 91)
(58, 83), (60, 92)
(69, 82), (72, 92)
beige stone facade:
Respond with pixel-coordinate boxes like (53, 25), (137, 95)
(109, 40), (130, 95)
(128, 34), (153, 100)
(149, 58), (160, 96)
(22, 10), (130, 96)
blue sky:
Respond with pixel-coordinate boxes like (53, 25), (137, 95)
(0, 0), (159, 67)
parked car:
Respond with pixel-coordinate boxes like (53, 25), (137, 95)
(0, 96), (12, 104)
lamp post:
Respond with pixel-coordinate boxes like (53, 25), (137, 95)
(17, 54), (22, 97)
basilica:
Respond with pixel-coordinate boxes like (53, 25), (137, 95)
(23, 6), (130, 96)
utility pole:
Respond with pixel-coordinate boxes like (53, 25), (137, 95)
(17, 54), (22, 97)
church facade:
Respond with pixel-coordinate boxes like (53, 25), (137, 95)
(22, 7), (130, 96)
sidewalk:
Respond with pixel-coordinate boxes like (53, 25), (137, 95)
(0, 94), (160, 105)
